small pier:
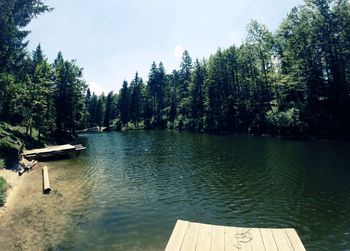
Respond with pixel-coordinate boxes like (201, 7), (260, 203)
(165, 220), (306, 251)
(23, 144), (86, 160)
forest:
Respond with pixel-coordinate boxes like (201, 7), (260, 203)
(1, 0), (350, 147)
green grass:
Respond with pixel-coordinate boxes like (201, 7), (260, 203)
(0, 177), (7, 207)
(0, 158), (4, 170)
(0, 122), (33, 166)
(0, 122), (44, 168)
(0, 122), (23, 161)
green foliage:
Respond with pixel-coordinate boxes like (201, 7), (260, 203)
(266, 108), (304, 134)
(2, 0), (350, 138)
(0, 1), (87, 144)
(0, 177), (7, 207)
(189, 59), (206, 130)
(92, 0), (349, 136)
(0, 122), (22, 167)
(0, 158), (4, 169)
(0, 139), (20, 158)
(103, 91), (115, 129)
(119, 81), (130, 126)
(54, 54), (87, 135)
(95, 95), (105, 129)
(129, 73), (143, 127)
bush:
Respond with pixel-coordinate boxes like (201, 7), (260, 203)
(0, 177), (7, 207)
(266, 108), (305, 135)
(110, 119), (122, 131)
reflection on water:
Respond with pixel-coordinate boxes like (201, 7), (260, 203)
(1, 131), (350, 250)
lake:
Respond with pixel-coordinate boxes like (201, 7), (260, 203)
(15, 131), (350, 250)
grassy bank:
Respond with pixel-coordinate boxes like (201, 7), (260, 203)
(0, 177), (7, 206)
(0, 122), (42, 208)
(0, 122), (42, 168)
(0, 123), (22, 167)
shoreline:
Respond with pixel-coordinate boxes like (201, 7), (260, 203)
(0, 160), (83, 250)
(0, 168), (23, 214)
(0, 162), (43, 215)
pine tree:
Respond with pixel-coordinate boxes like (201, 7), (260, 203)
(104, 91), (114, 129)
(119, 81), (130, 126)
(53, 53), (87, 135)
(178, 51), (193, 121)
(88, 93), (98, 127)
(190, 59), (206, 130)
(129, 72), (143, 128)
(96, 96), (105, 129)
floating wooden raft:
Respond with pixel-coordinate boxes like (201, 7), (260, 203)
(23, 144), (86, 160)
(42, 166), (51, 193)
(165, 220), (306, 251)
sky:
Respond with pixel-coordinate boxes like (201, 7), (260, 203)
(27, 0), (304, 94)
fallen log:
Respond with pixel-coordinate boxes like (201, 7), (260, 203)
(42, 166), (51, 194)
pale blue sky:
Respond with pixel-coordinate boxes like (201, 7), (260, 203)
(27, 0), (303, 94)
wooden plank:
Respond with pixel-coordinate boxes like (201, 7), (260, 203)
(196, 223), (212, 251)
(236, 227), (253, 251)
(24, 144), (76, 156)
(166, 221), (306, 251)
(211, 225), (224, 251)
(165, 220), (189, 251)
(259, 229), (278, 251)
(180, 222), (200, 251)
(271, 228), (293, 251)
(30, 160), (38, 169)
(285, 229), (306, 251)
(42, 166), (51, 193)
(281, 229), (295, 251)
(20, 158), (32, 167)
(250, 228), (265, 251)
(224, 226), (239, 251)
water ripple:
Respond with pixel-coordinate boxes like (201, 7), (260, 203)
(40, 132), (350, 251)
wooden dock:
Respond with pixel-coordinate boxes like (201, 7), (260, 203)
(165, 220), (306, 251)
(23, 144), (86, 160)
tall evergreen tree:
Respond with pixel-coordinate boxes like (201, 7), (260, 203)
(190, 59), (206, 130)
(119, 81), (130, 126)
(88, 93), (98, 127)
(104, 91), (114, 129)
(178, 51), (193, 121)
(96, 95), (105, 129)
(129, 72), (143, 127)
(53, 53), (87, 135)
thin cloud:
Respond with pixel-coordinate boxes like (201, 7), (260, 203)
(92, 15), (113, 39)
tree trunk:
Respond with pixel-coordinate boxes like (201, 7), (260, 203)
(38, 128), (41, 141)
(26, 124), (29, 136)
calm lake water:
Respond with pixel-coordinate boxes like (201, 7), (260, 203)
(50, 131), (350, 250)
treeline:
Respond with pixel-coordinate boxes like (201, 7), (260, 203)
(88, 0), (350, 136)
(0, 0), (87, 141)
(1, 0), (350, 141)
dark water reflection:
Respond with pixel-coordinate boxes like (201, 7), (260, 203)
(52, 131), (350, 250)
